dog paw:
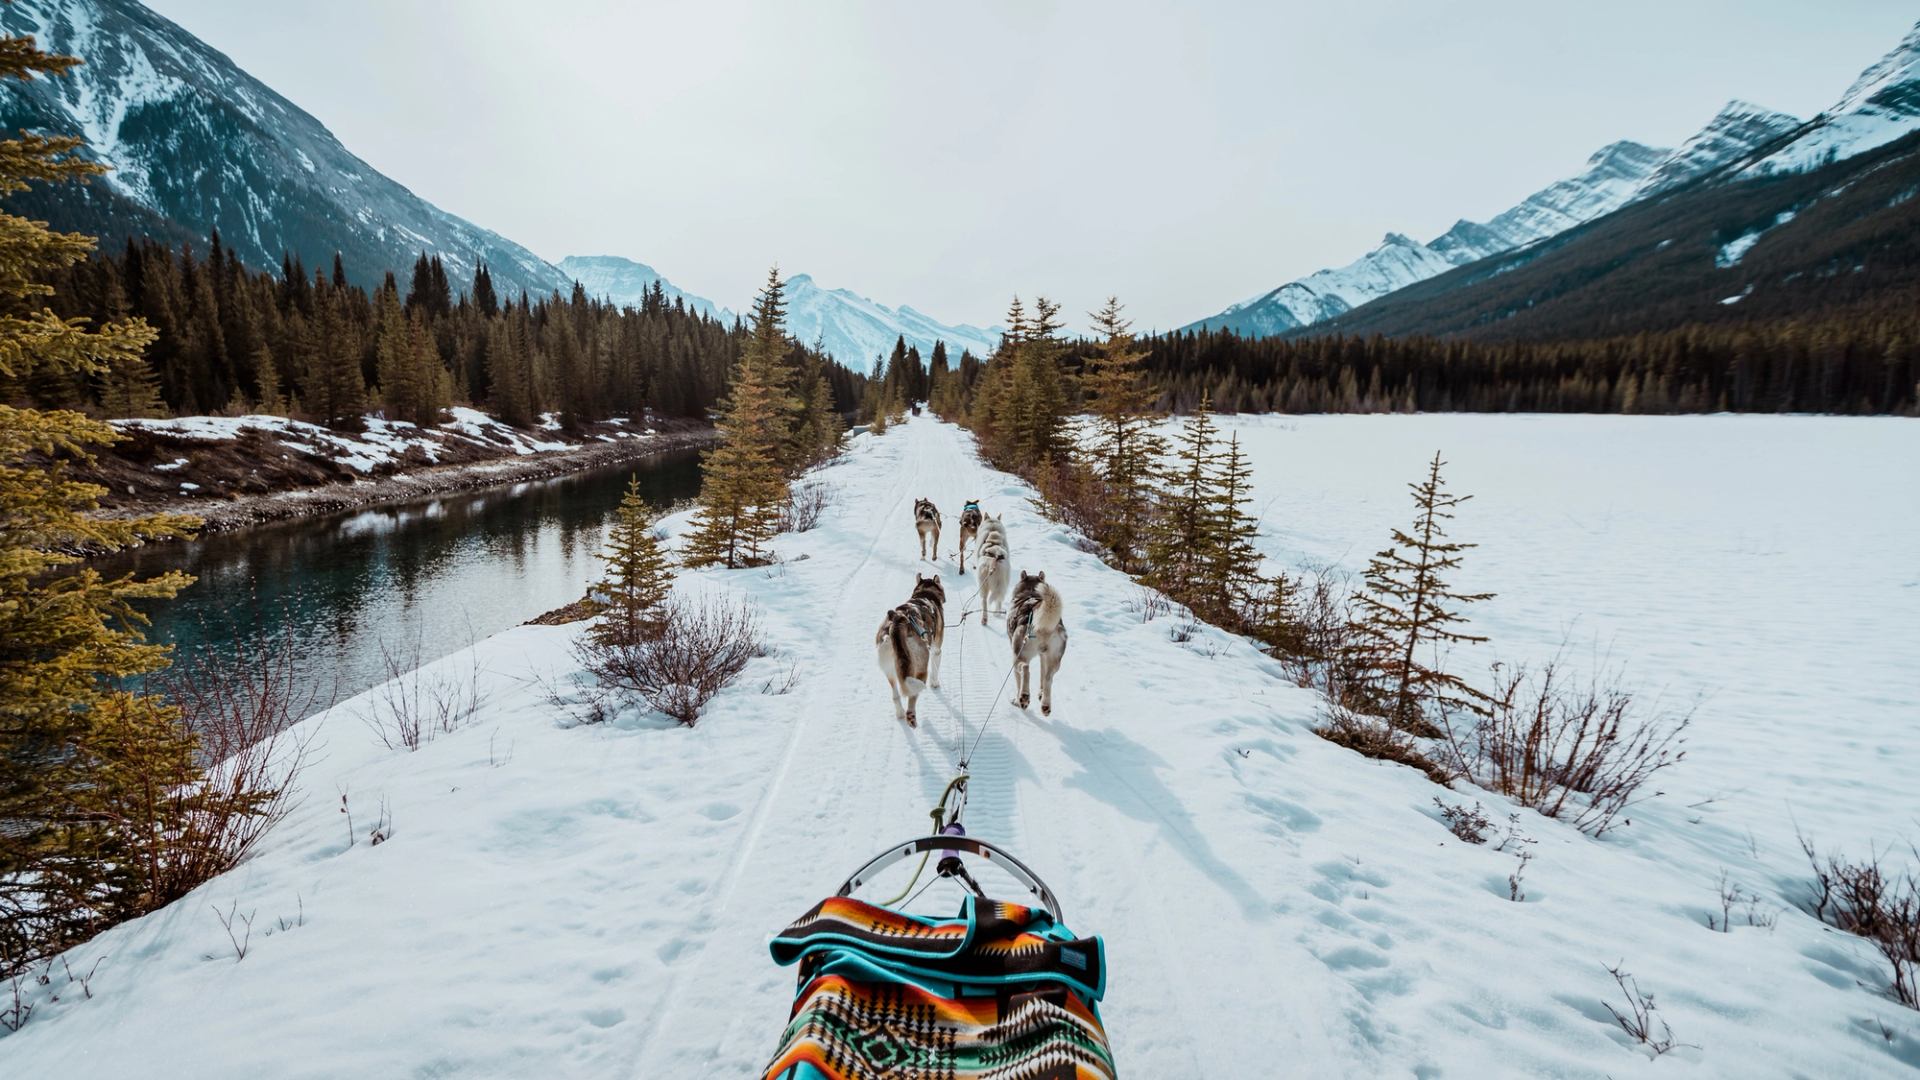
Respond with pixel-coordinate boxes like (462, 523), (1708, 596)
(905, 712), (917, 727)
(1041, 703), (1051, 716)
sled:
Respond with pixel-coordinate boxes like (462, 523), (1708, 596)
(762, 834), (1115, 1079)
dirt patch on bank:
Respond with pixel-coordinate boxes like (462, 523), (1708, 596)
(78, 414), (713, 543)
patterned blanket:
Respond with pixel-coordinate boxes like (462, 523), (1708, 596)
(763, 895), (1115, 1079)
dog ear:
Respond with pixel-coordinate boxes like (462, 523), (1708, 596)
(1036, 571), (1045, 582)
(1020, 570), (1032, 582)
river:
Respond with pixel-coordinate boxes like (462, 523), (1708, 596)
(93, 449), (704, 713)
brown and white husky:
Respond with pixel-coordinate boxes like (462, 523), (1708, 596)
(1006, 570), (1067, 716)
(913, 498), (942, 561)
(974, 514), (1010, 626)
(955, 499), (982, 573)
(876, 573), (946, 726)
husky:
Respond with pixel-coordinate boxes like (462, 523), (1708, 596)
(974, 514), (1010, 626)
(876, 573), (946, 726)
(1007, 571), (1067, 716)
(913, 498), (942, 561)
(955, 499), (982, 573)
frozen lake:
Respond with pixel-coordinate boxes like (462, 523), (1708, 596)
(1214, 412), (1920, 867)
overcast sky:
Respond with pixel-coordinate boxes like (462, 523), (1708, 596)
(145, 0), (1916, 332)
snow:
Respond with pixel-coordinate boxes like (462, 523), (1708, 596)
(4, 414), (1917, 1076)
(116, 410), (580, 479)
(1715, 210), (1796, 268)
(1746, 20), (1920, 178)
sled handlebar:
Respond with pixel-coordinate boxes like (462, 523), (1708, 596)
(837, 835), (1063, 919)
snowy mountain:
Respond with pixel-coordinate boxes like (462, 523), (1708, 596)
(0, 0), (572, 297)
(558, 255), (734, 322)
(778, 273), (1000, 369)
(1743, 19), (1920, 176)
(1634, 100), (1804, 194)
(1184, 99), (1813, 339)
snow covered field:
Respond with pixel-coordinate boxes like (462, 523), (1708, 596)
(4, 414), (1916, 1077)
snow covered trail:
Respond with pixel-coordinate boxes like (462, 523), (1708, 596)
(5, 413), (1917, 1077)
(623, 416), (1347, 1076)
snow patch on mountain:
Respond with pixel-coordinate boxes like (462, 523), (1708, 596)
(1185, 141), (1672, 337)
(1715, 210), (1797, 268)
(1745, 19), (1920, 177)
(1635, 100), (1803, 195)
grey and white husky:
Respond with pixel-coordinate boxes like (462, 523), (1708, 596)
(1006, 570), (1067, 716)
(876, 573), (946, 726)
(974, 514), (1010, 626)
(913, 498), (942, 561)
(956, 499), (982, 573)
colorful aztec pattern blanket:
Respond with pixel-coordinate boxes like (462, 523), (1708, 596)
(763, 895), (1115, 1079)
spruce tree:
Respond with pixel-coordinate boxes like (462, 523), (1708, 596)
(252, 341), (285, 414)
(1145, 390), (1222, 603)
(1202, 431), (1267, 621)
(1348, 451), (1494, 731)
(1080, 296), (1164, 570)
(0, 32), (203, 970)
(591, 475), (674, 644)
(684, 266), (795, 568)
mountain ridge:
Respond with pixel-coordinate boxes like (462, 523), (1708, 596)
(0, 0), (575, 298)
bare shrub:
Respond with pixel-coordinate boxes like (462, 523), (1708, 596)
(1028, 459), (1111, 555)
(1706, 870), (1777, 932)
(779, 482), (834, 533)
(1602, 963), (1690, 1056)
(1314, 705), (1453, 787)
(1435, 798), (1492, 843)
(363, 635), (486, 751)
(575, 594), (761, 725)
(1440, 659), (1688, 836)
(1801, 835), (1920, 1009)
(143, 632), (319, 910)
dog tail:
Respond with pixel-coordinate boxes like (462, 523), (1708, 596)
(886, 611), (922, 691)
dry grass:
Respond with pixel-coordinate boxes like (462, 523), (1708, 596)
(1314, 705), (1454, 787)
(362, 635), (487, 751)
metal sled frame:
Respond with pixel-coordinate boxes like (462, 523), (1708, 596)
(836, 835), (1064, 919)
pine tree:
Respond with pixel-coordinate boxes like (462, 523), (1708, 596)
(1079, 296), (1164, 570)
(0, 31), (203, 970)
(1348, 451), (1494, 731)
(684, 266), (795, 568)
(591, 475), (674, 644)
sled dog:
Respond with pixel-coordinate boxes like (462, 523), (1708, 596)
(876, 573), (946, 726)
(975, 514), (1010, 626)
(956, 500), (982, 573)
(1007, 570), (1067, 716)
(913, 498), (942, 561)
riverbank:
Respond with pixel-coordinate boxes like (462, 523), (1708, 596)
(78, 409), (715, 543)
